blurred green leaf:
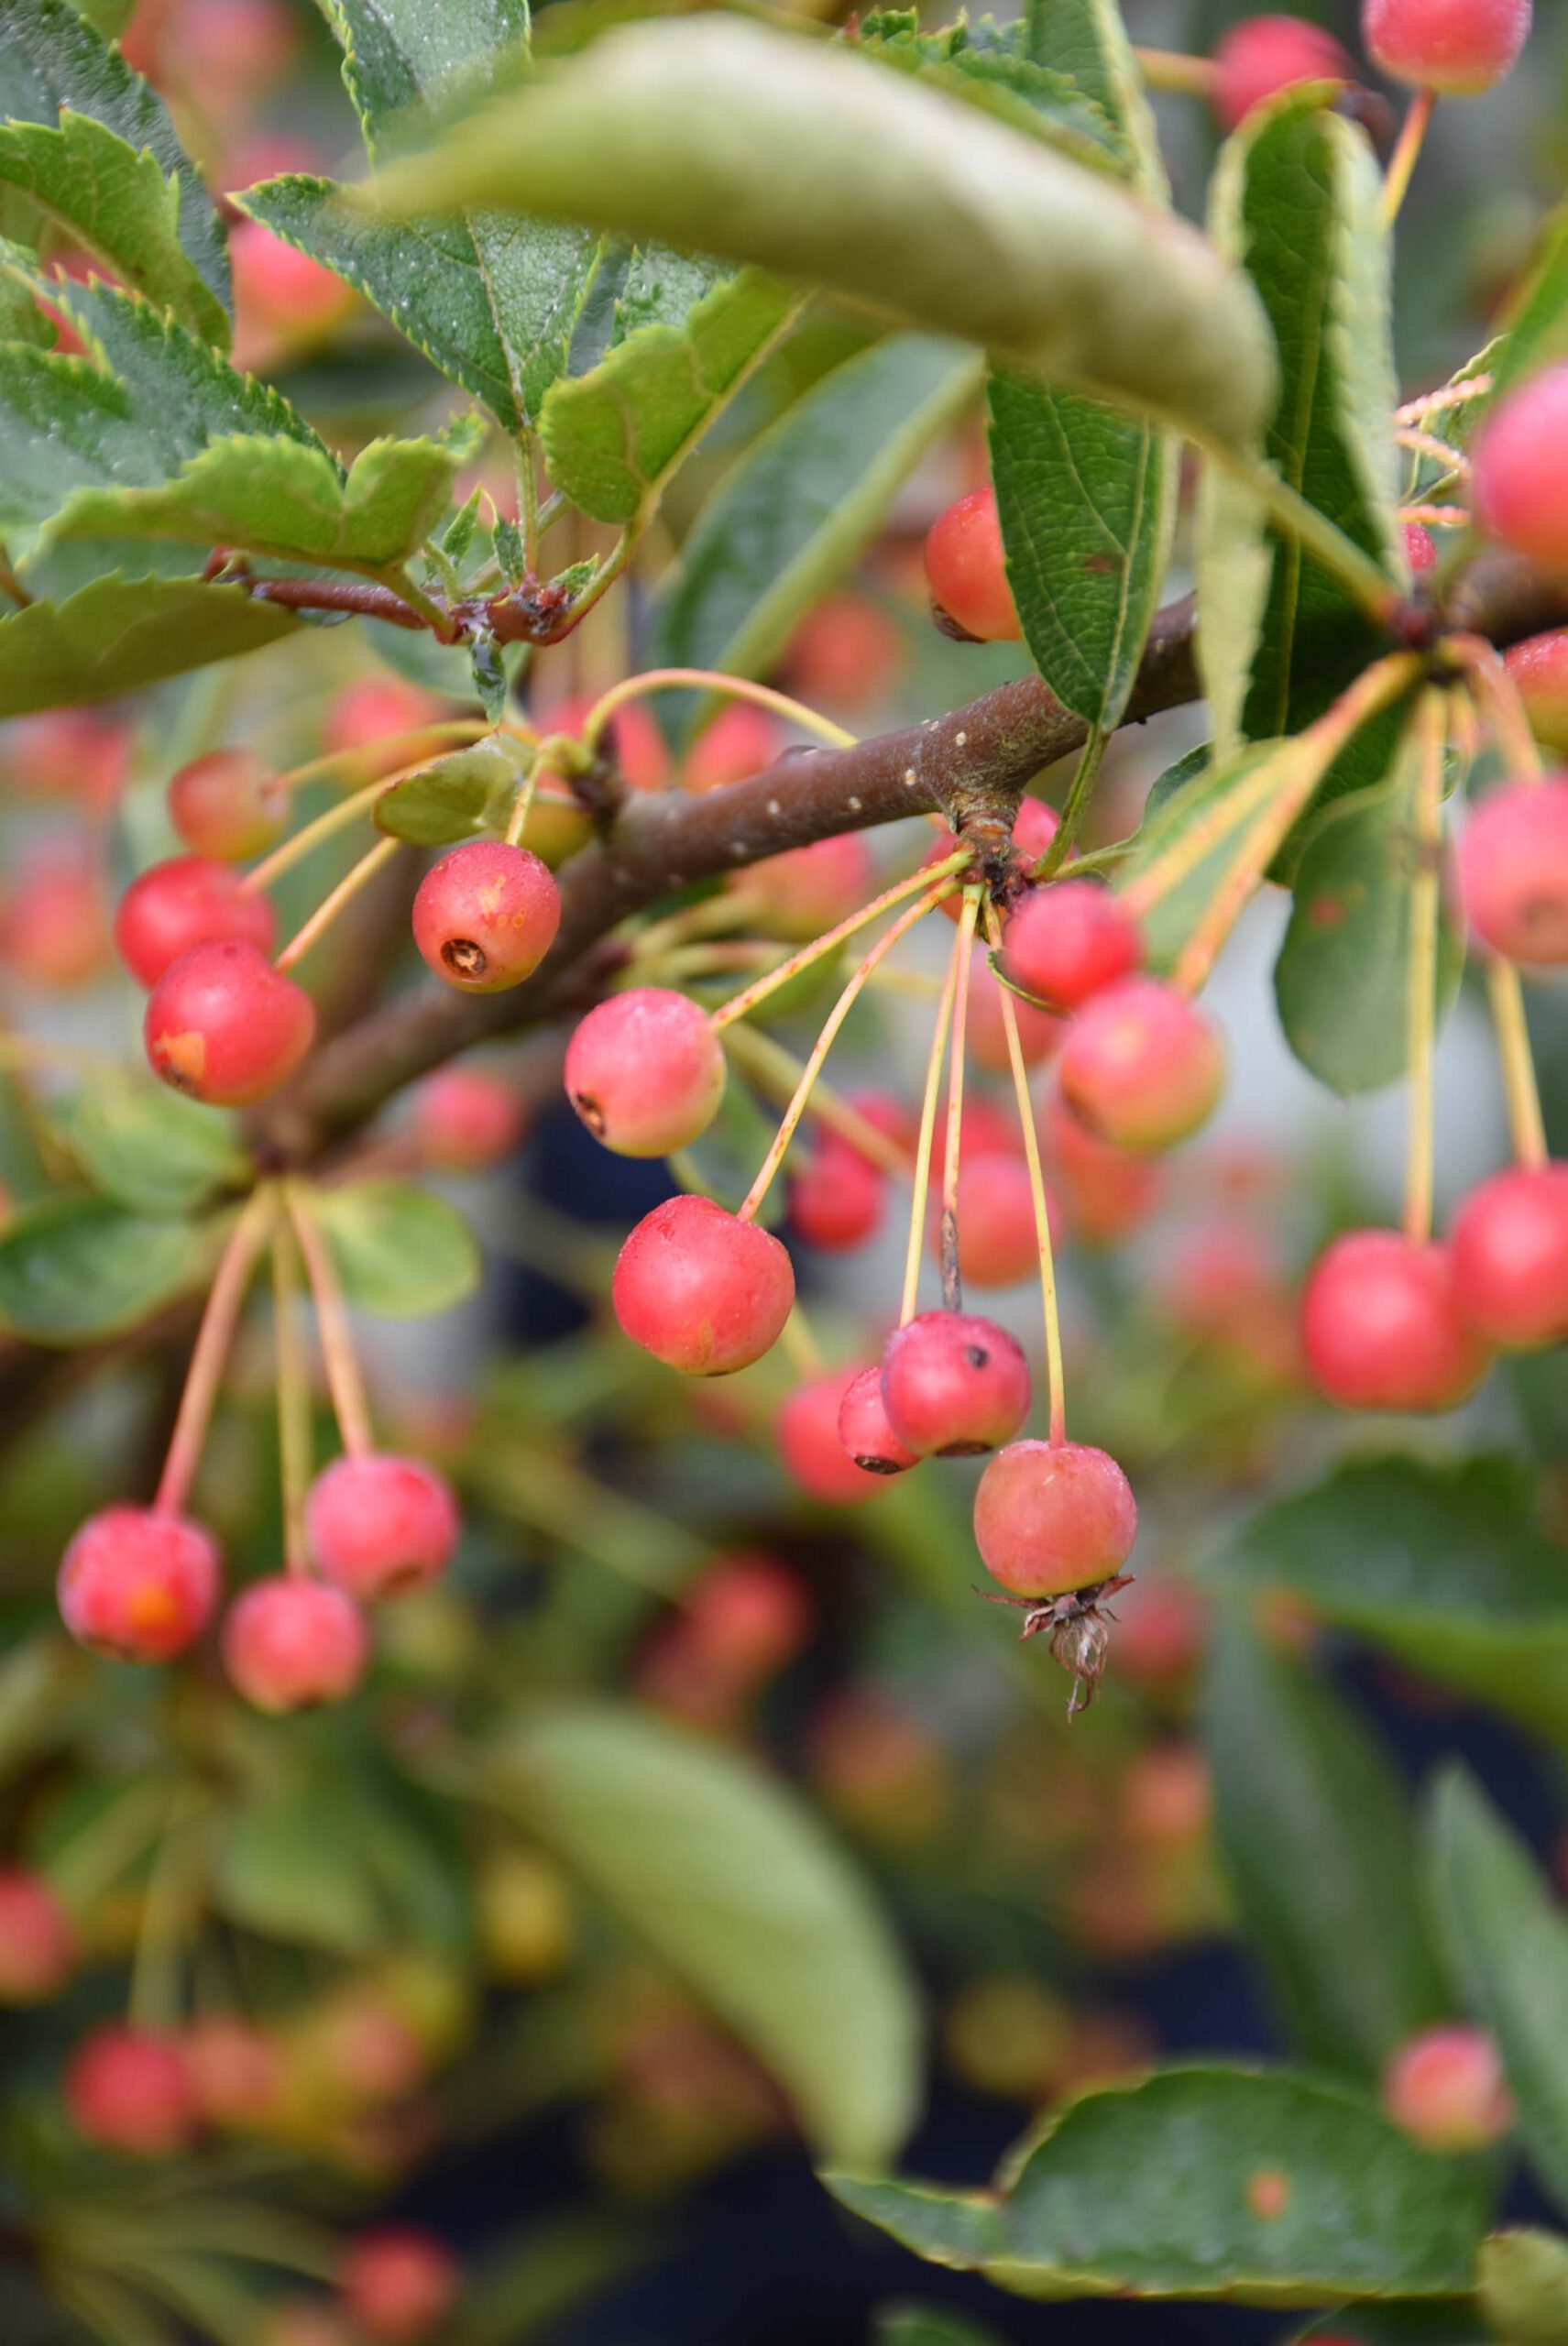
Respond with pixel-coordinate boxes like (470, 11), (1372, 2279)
(1478, 2231), (1568, 2344)
(0, 574), (299, 713)
(498, 1702), (922, 2165)
(1205, 1619), (1445, 2079)
(214, 1781), (385, 1955)
(374, 737), (527, 846)
(857, 15), (1121, 171)
(874, 2306), (1006, 2346)
(1485, 204), (1568, 404)
(654, 334), (977, 686)
(1429, 1770), (1568, 2218)
(0, 1195), (214, 1342)
(52, 1083), (246, 1216)
(315, 1178), (481, 1318)
(828, 2067), (1487, 2304)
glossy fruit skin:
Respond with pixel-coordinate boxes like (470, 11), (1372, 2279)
(1382, 2024), (1514, 2153)
(167, 748), (288, 861)
(972, 1439), (1138, 1598)
(222, 1576), (369, 1712)
(1473, 366), (1568, 574)
(778, 1367), (892, 1502)
(923, 488), (1021, 642)
(411, 1065), (527, 1172)
(115, 854), (276, 988)
(743, 834), (877, 943)
(1212, 15), (1354, 128)
(0, 1869), (77, 2001)
(64, 2024), (196, 2155)
(925, 796), (1060, 918)
(411, 840), (561, 993)
(1364, 0), (1530, 93)
(837, 1364), (921, 1476)
(565, 988), (725, 1157)
(614, 1196), (795, 1376)
(1504, 629), (1568, 752)
(306, 1454), (459, 1602)
(935, 1152), (1048, 1289)
(1058, 978), (1224, 1151)
(683, 704), (783, 794)
(1450, 1162), (1568, 1348)
(145, 940), (316, 1105)
(1003, 882), (1144, 1012)
(1456, 779), (1568, 964)
(789, 1129), (886, 1252)
(339, 2228), (460, 2343)
(58, 1506), (220, 1663)
(1302, 1230), (1490, 1411)
(969, 946), (1066, 1072)
(881, 1311), (1032, 1458)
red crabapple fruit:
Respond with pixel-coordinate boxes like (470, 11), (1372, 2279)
(222, 1576), (369, 1712)
(538, 693), (671, 794)
(1504, 630), (1568, 752)
(305, 1454), (459, 1601)
(1040, 1089), (1164, 1243)
(58, 1506), (220, 1662)
(881, 1310), (1031, 1457)
(167, 748), (288, 862)
(339, 2229), (460, 2343)
(972, 1440), (1137, 1597)
(778, 1366), (893, 1503)
(1456, 778), (1568, 964)
(1301, 1229), (1490, 1411)
(411, 1065), (527, 1172)
(685, 1552), (811, 1681)
(1212, 15), (1354, 130)
(683, 704), (783, 794)
(1364, 0), (1530, 93)
(1450, 1162), (1568, 1349)
(0, 1869), (77, 2001)
(1382, 2024), (1514, 2153)
(1473, 365), (1568, 575)
(64, 2024), (196, 2155)
(924, 796), (1060, 915)
(837, 1364), (921, 1477)
(181, 2015), (284, 2130)
(1402, 520), (1438, 576)
(0, 843), (110, 989)
(789, 1129), (887, 1252)
(1002, 882), (1145, 1012)
(969, 946), (1065, 1072)
(784, 594), (905, 712)
(935, 1152), (1049, 1289)
(323, 676), (444, 773)
(411, 840), (561, 992)
(1058, 978), (1224, 1151)
(741, 834), (877, 942)
(923, 488), (1021, 642)
(613, 1195), (794, 1375)
(145, 940), (315, 1105)
(229, 219), (355, 364)
(115, 854), (276, 987)
(565, 988), (725, 1157)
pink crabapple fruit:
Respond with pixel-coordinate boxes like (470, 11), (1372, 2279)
(305, 1454), (460, 1602)
(222, 1576), (370, 1712)
(339, 2228), (460, 2343)
(934, 1152), (1053, 1289)
(229, 219), (356, 364)
(969, 946), (1065, 1072)
(411, 1064), (527, 1172)
(789, 1128), (887, 1252)
(1, 707), (127, 808)
(612, 1194), (795, 1375)
(1040, 1088), (1164, 1244)
(58, 1506), (220, 1663)
(167, 747), (288, 862)
(323, 675), (445, 773)
(940, 1094), (1025, 1174)
(0, 1869), (77, 2001)
(1002, 881), (1145, 1013)
(1381, 2024), (1514, 2153)
(1449, 1162), (1568, 1349)
(0, 843), (110, 990)
(740, 833), (878, 943)
(144, 939), (316, 1105)
(1058, 978), (1225, 1152)
(538, 692), (671, 795)
(1503, 630), (1568, 752)
(411, 839), (561, 993)
(685, 1552), (811, 1682)
(64, 2024), (197, 2155)
(565, 988), (726, 1157)
(784, 593), (905, 712)
(1363, 0), (1531, 94)
(1301, 1229), (1491, 1411)
(115, 854), (276, 988)
(924, 795), (1061, 916)
(881, 1310), (1032, 1458)
(1212, 15), (1354, 131)
(972, 1440), (1137, 1598)
(683, 703), (784, 794)
(181, 2016), (284, 2130)
(778, 1367), (894, 1503)
(1473, 364), (1568, 575)
(1456, 777), (1568, 964)
(837, 1363), (921, 1476)
(923, 487), (1021, 642)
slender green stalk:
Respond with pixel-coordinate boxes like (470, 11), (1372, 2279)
(584, 665), (855, 755)
(938, 887), (982, 1310)
(284, 1181), (374, 1460)
(274, 835), (401, 972)
(1486, 957), (1549, 1171)
(899, 914), (965, 1327)
(711, 850), (970, 1032)
(1402, 692), (1447, 1243)
(1035, 726), (1107, 880)
(154, 1189), (277, 1517)
(983, 899), (1066, 1445)
(270, 1222), (313, 1576)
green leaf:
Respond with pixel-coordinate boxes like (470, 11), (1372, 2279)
(1479, 2231), (1568, 2345)
(874, 2305), (1006, 2346)
(51, 1082), (247, 1216)
(1115, 737), (1292, 968)
(214, 1782), (384, 1955)
(0, 573), (300, 713)
(0, 1194), (214, 1341)
(1429, 1770), (1568, 2217)
(314, 1178), (481, 1318)
(1197, 91), (1400, 757)
(323, 0), (532, 153)
(374, 736), (528, 846)
(856, 18), (1122, 171)
(1205, 1619), (1445, 2079)
(1274, 771), (1465, 1099)
(366, 17), (1277, 455)
(0, 0), (229, 339)
(1213, 1454), (1568, 1748)
(829, 2067), (1487, 2304)
(1486, 204), (1568, 405)
(0, 111), (225, 343)
(497, 1701), (921, 2165)
(540, 267), (804, 525)
(654, 334), (978, 685)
